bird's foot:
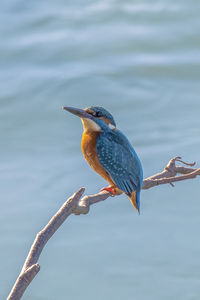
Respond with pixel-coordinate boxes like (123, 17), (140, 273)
(100, 186), (116, 196)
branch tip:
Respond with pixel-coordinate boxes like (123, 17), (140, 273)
(71, 187), (85, 201)
(25, 263), (40, 274)
(176, 158), (196, 167)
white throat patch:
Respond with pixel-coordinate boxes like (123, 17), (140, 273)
(108, 123), (116, 130)
(81, 118), (101, 132)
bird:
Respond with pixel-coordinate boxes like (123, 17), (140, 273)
(62, 106), (143, 214)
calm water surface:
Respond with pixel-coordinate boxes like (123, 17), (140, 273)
(1, 1), (200, 299)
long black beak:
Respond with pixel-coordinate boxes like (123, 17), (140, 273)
(62, 106), (92, 119)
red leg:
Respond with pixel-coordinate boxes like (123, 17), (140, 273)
(100, 186), (116, 195)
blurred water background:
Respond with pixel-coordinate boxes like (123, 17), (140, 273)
(1, 0), (200, 299)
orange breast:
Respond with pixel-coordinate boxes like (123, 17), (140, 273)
(81, 131), (115, 186)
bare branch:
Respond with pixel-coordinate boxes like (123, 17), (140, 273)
(142, 156), (200, 189)
(7, 188), (85, 300)
(7, 157), (200, 300)
(7, 265), (40, 300)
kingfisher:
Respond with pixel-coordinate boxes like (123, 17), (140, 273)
(63, 106), (143, 213)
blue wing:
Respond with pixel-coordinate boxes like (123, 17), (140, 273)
(96, 129), (143, 196)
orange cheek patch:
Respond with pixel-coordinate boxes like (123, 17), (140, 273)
(99, 117), (110, 126)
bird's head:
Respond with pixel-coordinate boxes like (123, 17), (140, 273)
(62, 106), (116, 133)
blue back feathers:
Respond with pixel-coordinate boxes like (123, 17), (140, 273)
(96, 128), (143, 211)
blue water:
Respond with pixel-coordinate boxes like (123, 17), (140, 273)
(1, 1), (200, 299)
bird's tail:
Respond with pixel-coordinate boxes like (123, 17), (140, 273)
(128, 191), (140, 214)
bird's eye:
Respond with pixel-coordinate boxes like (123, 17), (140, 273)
(95, 112), (100, 117)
